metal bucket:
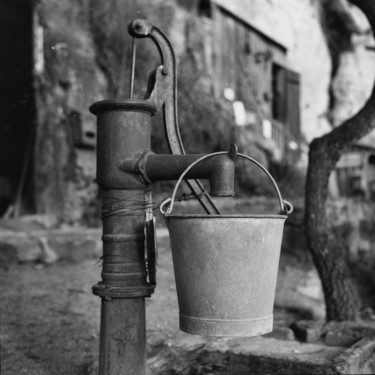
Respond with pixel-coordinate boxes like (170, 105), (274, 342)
(160, 152), (293, 337)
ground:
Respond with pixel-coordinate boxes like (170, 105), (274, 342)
(0, 223), (318, 375)
(1, 203), (375, 374)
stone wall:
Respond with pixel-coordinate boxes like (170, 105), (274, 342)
(34, 0), (107, 223)
(32, 0), (375, 223)
(223, 0), (332, 143)
(224, 0), (375, 143)
(34, 0), (235, 222)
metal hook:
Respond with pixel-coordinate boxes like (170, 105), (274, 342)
(228, 143), (238, 161)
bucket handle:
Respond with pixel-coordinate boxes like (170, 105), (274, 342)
(160, 151), (293, 216)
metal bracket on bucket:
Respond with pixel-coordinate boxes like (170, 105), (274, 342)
(160, 149), (294, 216)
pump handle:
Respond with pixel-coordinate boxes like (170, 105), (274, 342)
(128, 19), (220, 215)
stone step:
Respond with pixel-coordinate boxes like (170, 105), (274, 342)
(0, 228), (102, 265)
(146, 334), (375, 375)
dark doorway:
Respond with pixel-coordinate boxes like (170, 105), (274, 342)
(272, 63), (301, 141)
(0, 0), (35, 216)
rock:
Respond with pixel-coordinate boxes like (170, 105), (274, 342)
(275, 264), (326, 321)
(0, 227), (101, 265)
(148, 335), (344, 375)
(325, 330), (361, 347)
(264, 327), (296, 341)
(46, 229), (101, 262)
(18, 214), (58, 229)
(0, 218), (46, 232)
(85, 360), (98, 375)
(323, 321), (375, 347)
(38, 236), (59, 264)
(146, 332), (375, 374)
(9, 236), (43, 263)
(0, 242), (18, 269)
(334, 337), (375, 374)
(290, 320), (325, 343)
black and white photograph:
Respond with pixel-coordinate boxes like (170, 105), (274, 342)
(1, 0), (375, 374)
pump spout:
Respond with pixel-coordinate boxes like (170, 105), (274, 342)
(146, 153), (235, 197)
(121, 145), (238, 197)
(210, 143), (238, 196)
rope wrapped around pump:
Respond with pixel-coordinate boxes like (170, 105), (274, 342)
(101, 192), (156, 219)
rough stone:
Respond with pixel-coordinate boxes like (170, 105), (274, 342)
(38, 236), (59, 264)
(325, 330), (362, 348)
(0, 242), (18, 269)
(0, 217), (49, 232)
(145, 333), (375, 375)
(240, 0), (332, 143)
(334, 337), (375, 374)
(46, 228), (101, 262)
(29, 0), (375, 220)
(6, 235), (43, 263)
(146, 335), (340, 375)
(275, 264), (325, 321)
(291, 320), (326, 343)
(34, 0), (107, 223)
(0, 227), (101, 265)
(264, 327), (296, 341)
(323, 321), (375, 347)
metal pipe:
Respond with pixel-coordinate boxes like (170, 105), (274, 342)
(97, 189), (149, 375)
(99, 298), (145, 375)
(119, 153), (236, 197)
(90, 102), (156, 375)
(142, 154), (235, 196)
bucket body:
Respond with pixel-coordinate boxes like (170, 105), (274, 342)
(165, 213), (287, 337)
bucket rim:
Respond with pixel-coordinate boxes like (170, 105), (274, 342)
(163, 213), (287, 220)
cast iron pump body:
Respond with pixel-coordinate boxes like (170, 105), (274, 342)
(89, 19), (236, 375)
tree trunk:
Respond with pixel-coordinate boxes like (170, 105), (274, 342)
(305, 0), (375, 321)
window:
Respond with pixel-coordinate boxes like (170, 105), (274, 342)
(272, 63), (301, 142)
(198, 0), (212, 18)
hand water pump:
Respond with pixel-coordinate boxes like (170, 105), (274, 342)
(89, 19), (292, 375)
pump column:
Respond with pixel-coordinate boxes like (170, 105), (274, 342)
(90, 101), (157, 375)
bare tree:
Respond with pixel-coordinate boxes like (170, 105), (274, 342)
(305, 0), (375, 321)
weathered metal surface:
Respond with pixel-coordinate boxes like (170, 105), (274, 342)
(166, 214), (286, 336)
(91, 105), (153, 190)
(142, 153), (236, 196)
(90, 98), (155, 375)
(99, 298), (146, 375)
(161, 152), (291, 336)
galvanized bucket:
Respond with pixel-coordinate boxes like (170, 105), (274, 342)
(160, 152), (293, 337)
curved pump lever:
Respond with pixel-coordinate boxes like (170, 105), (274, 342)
(128, 19), (220, 215)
